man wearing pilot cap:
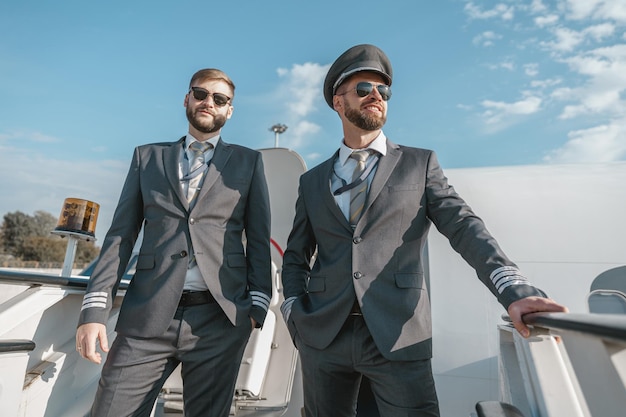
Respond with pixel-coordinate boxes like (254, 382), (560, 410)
(281, 44), (567, 416)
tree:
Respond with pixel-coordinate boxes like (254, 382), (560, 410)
(1, 211), (40, 255)
(1, 210), (100, 263)
(32, 210), (58, 236)
(21, 236), (66, 262)
(20, 235), (99, 263)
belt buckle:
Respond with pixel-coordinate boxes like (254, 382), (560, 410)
(180, 290), (200, 306)
(179, 290), (213, 307)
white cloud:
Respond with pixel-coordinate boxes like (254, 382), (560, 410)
(524, 63), (539, 76)
(480, 95), (542, 127)
(0, 130), (60, 144)
(545, 40), (626, 162)
(585, 22), (616, 41)
(542, 26), (584, 52)
(530, 0), (548, 14)
(556, 44), (626, 118)
(285, 120), (322, 149)
(464, 0), (626, 163)
(487, 60), (515, 71)
(531, 77), (563, 88)
(535, 14), (560, 27)
(473, 31), (502, 47)
(274, 62), (329, 153)
(563, 0), (626, 23)
(465, 2), (515, 20)
(544, 117), (626, 163)
(540, 22), (614, 53)
(563, 0), (604, 21)
(500, 61), (515, 70)
(482, 96), (542, 116)
(277, 62), (329, 117)
(551, 86), (576, 100)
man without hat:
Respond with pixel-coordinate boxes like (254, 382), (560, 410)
(76, 68), (272, 417)
(280, 44), (568, 416)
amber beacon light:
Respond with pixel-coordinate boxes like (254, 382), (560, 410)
(51, 198), (100, 276)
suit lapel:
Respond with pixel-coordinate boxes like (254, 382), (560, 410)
(366, 139), (401, 213)
(319, 151), (355, 232)
(164, 137), (187, 209)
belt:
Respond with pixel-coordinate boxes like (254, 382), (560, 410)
(179, 290), (216, 307)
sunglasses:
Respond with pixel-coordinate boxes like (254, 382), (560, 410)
(189, 87), (231, 107)
(339, 82), (392, 101)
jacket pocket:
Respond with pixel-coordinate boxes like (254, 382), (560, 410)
(136, 254), (155, 270)
(394, 273), (423, 289)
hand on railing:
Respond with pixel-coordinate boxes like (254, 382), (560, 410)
(507, 296), (569, 338)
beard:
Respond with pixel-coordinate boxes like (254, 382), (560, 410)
(186, 106), (227, 134)
(344, 101), (386, 131)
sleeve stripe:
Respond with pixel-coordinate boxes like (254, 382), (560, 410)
(81, 301), (107, 311)
(251, 291), (271, 311)
(81, 292), (109, 310)
(490, 266), (531, 294)
(251, 297), (270, 311)
(280, 296), (297, 322)
(250, 290), (271, 303)
(84, 291), (108, 299)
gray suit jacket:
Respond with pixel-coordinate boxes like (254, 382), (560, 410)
(78, 137), (272, 337)
(281, 140), (544, 361)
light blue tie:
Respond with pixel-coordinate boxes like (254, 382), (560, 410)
(349, 150), (370, 226)
(186, 141), (212, 207)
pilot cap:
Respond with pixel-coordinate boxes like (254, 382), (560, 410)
(323, 44), (393, 108)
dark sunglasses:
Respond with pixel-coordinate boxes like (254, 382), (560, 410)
(339, 82), (392, 101)
(189, 87), (231, 107)
(355, 82), (392, 101)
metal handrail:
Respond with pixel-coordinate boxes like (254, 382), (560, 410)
(0, 339), (36, 353)
(523, 312), (626, 343)
(0, 269), (130, 290)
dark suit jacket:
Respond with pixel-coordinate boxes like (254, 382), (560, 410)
(281, 140), (544, 361)
(78, 137), (272, 337)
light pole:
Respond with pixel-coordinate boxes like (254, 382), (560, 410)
(269, 124), (288, 148)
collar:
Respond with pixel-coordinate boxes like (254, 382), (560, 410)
(184, 133), (219, 151)
(338, 131), (387, 166)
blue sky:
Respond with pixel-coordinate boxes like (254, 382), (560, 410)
(1, 0), (625, 244)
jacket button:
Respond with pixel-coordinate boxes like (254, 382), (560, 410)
(353, 272), (363, 279)
(353, 236), (362, 244)
(180, 250), (188, 258)
(189, 218), (195, 225)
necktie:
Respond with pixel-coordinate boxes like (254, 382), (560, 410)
(186, 141), (213, 207)
(349, 150), (370, 226)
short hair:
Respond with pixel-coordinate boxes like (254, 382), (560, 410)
(189, 68), (235, 99)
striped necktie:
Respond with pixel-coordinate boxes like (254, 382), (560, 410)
(186, 141), (213, 207)
(349, 150), (370, 226)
